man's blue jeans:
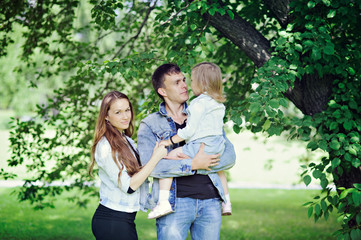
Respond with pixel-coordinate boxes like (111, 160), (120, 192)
(156, 197), (222, 240)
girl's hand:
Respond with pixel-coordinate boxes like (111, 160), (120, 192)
(159, 139), (171, 147)
(152, 142), (167, 160)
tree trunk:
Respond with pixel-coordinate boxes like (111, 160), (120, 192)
(284, 74), (333, 115)
(206, 0), (333, 115)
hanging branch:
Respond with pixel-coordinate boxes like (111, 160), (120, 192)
(112, 0), (158, 59)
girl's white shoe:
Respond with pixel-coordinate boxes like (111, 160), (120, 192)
(222, 202), (232, 216)
(148, 201), (174, 219)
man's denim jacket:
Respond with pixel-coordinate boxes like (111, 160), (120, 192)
(137, 102), (236, 211)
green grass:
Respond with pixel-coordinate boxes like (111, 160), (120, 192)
(0, 188), (340, 240)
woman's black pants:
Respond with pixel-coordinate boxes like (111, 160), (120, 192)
(92, 204), (138, 240)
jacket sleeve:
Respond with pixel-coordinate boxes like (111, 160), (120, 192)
(196, 129), (236, 174)
(95, 140), (131, 193)
(137, 121), (195, 178)
(177, 100), (205, 141)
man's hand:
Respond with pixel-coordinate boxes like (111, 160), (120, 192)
(191, 143), (220, 170)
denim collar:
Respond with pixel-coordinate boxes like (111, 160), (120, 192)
(158, 101), (188, 117)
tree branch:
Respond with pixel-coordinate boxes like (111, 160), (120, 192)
(161, 1), (193, 26)
(112, 0), (158, 59)
(206, 10), (271, 67)
(263, 0), (291, 28)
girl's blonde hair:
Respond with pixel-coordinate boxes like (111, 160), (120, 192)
(191, 62), (226, 103)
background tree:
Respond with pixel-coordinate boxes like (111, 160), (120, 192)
(1, 0), (360, 238)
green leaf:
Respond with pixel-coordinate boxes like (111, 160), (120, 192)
(349, 100), (358, 110)
(308, 206), (313, 218)
(249, 102), (261, 113)
(311, 48), (321, 60)
(307, 141), (318, 151)
(190, 24), (197, 31)
(279, 98), (288, 108)
(318, 140), (328, 151)
(295, 44), (303, 52)
(327, 9), (336, 18)
(208, 7), (216, 16)
(357, 213), (361, 225)
(350, 229), (361, 240)
(323, 45), (335, 55)
(329, 140), (341, 150)
(315, 203), (321, 216)
(349, 146), (358, 156)
(233, 124), (241, 134)
(340, 188), (354, 200)
(269, 99), (279, 108)
(343, 121), (353, 131)
(304, 40), (313, 47)
(351, 158), (360, 168)
(352, 192), (360, 206)
(348, 67), (356, 76)
(312, 169), (322, 179)
(263, 119), (271, 130)
(321, 199), (327, 211)
(304, 175), (312, 186)
(331, 158), (341, 169)
(227, 10), (234, 19)
(321, 178), (328, 189)
(307, 1), (316, 8)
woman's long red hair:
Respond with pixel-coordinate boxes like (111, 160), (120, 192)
(89, 91), (140, 184)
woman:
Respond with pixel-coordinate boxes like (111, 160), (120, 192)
(89, 91), (167, 240)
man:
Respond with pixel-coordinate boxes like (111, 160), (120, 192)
(137, 63), (236, 239)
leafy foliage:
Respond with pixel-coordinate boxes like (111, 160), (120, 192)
(1, 0), (361, 238)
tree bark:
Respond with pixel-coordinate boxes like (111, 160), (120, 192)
(284, 74), (333, 115)
(206, 0), (333, 115)
(263, 0), (291, 28)
(206, 11), (271, 67)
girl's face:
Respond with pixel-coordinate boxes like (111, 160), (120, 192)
(106, 98), (132, 132)
(191, 77), (202, 96)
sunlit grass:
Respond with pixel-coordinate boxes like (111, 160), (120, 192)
(0, 188), (340, 240)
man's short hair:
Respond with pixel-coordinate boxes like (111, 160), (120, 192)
(152, 63), (181, 100)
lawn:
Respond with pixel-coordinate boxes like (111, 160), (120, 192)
(0, 187), (340, 240)
(0, 110), (339, 239)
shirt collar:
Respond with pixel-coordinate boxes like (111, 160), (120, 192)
(158, 101), (188, 117)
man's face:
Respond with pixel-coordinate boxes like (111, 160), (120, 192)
(161, 72), (189, 104)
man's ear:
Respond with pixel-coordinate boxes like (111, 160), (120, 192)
(157, 88), (167, 97)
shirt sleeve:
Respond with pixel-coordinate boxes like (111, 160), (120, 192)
(177, 99), (206, 141)
(95, 139), (131, 193)
(137, 121), (195, 178)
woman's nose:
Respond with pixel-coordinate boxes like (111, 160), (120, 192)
(121, 112), (129, 119)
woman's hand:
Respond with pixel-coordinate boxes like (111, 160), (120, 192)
(164, 152), (191, 160)
(152, 142), (168, 160)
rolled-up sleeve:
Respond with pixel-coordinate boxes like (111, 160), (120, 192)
(137, 121), (194, 178)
